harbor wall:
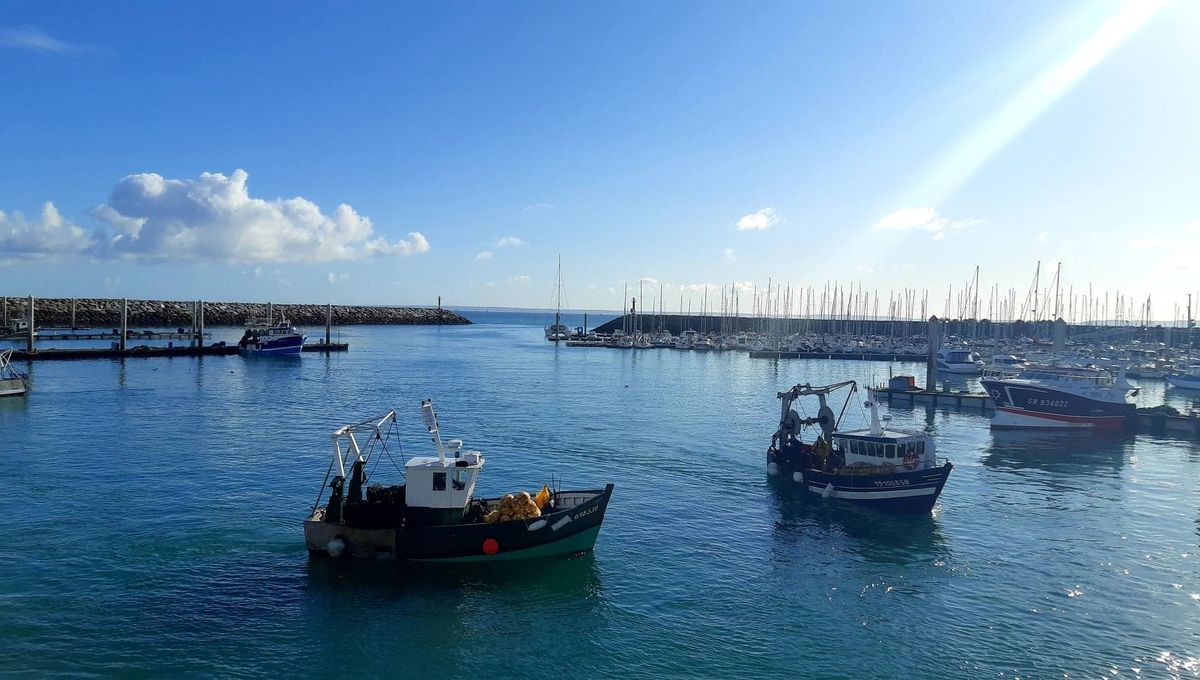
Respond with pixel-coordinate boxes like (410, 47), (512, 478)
(0, 297), (470, 327)
(591, 314), (1191, 345)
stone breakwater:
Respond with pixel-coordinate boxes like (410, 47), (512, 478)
(1, 297), (470, 327)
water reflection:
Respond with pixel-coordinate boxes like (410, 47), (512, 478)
(304, 550), (602, 598)
(983, 429), (1133, 477)
(767, 479), (947, 565)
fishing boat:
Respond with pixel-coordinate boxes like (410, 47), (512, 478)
(981, 365), (1135, 429)
(304, 399), (614, 561)
(766, 380), (952, 513)
(238, 315), (306, 356)
(0, 349), (30, 397)
(935, 347), (983, 374)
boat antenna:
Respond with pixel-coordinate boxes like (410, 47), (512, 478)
(421, 398), (446, 463)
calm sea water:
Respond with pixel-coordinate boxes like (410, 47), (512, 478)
(2, 311), (1199, 678)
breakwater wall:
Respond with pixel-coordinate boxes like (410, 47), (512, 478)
(592, 314), (1188, 344)
(1, 297), (470, 327)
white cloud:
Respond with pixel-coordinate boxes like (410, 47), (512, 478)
(0, 27), (81, 54)
(1128, 237), (1170, 250)
(474, 250), (494, 261)
(84, 169), (429, 263)
(639, 277), (659, 286)
(872, 207), (977, 238)
(723, 247), (736, 262)
(508, 274), (532, 284)
(496, 236), (527, 248)
(0, 202), (93, 257)
(327, 272), (349, 284)
(736, 207), (780, 231)
(1036, 231), (1051, 243)
(484, 281), (496, 288)
(521, 203), (554, 213)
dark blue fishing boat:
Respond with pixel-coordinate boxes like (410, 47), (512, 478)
(767, 380), (952, 513)
(238, 316), (306, 356)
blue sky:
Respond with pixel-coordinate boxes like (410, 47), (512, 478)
(1, 1), (1197, 320)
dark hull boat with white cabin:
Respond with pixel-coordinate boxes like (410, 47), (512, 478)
(304, 400), (613, 562)
(766, 380), (952, 513)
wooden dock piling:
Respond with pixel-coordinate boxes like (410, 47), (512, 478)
(119, 298), (128, 351)
(325, 303), (332, 344)
(926, 315), (941, 391)
(27, 295), (34, 351)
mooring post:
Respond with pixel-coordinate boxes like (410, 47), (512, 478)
(926, 315), (941, 392)
(1052, 317), (1066, 355)
(326, 303), (332, 345)
(198, 300), (205, 348)
(3, 296), (7, 327)
(267, 301), (273, 324)
(119, 298), (128, 351)
(437, 295), (442, 326)
(584, 313), (588, 335)
(26, 295), (34, 352)
(71, 298), (76, 329)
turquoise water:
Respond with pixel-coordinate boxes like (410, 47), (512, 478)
(2, 312), (1199, 678)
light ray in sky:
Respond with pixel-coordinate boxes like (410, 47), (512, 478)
(916, 0), (1171, 206)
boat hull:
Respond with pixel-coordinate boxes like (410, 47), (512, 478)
(305, 485), (613, 562)
(795, 464), (953, 513)
(769, 441), (951, 513)
(1166, 374), (1200, 390)
(981, 378), (1133, 430)
(240, 334), (306, 356)
(0, 377), (28, 397)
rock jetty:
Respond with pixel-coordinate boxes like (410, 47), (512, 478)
(0, 297), (470, 327)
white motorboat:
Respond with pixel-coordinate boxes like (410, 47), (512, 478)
(1166, 369), (1200, 390)
(936, 347), (984, 374)
(981, 366), (1136, 429)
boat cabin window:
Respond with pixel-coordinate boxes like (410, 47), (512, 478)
(432, 472), (446, 491)
(886, 444), (896, 459)
(850, 440), (860, 455)
(452, 469), (468, 491)
(916, 441), (925, 454)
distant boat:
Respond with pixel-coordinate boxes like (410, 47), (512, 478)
(545, 257), (571, 342)
(0, 348), (30, 397)
(1166, 370), (1200, 390)
(981, 365), (1135, 429)
(238, 316), (305, 356)
(936, 347), (983, 374)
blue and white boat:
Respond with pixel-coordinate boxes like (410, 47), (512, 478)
(981, 365), (1135, 429)
(1166, 369), (1200, 390)
(767, 380), (952, 513)
(238, 316), (306, 356)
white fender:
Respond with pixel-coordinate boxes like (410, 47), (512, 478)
(767, 462), (780, 476)
(327, 537), (346, 557)
(526, 519), (548, 532)
(821, 482), (835, 499)
(792, 471), (803, 483)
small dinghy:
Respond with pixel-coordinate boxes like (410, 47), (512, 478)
(304, 399), (614, 561)
(766, 380), (952, 513)
(0, 349), (30, 397)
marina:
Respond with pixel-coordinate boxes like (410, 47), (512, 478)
(5, 315), (1200, 678)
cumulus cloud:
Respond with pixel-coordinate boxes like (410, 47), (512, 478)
(0, 202), (93, 257)
(1, 170), (433, 263)
(0, 27), (82, 54)
(872, 207), (976, 238)
(327, 272), (350, 284)
(474, 251), (494, 261)
(736, 208), (780, 231)
(484, 281), (496, 288)
(86, 169), (430, 262)
(508, 274), (532, 284)
(496, 236), (527, 248)
(1036, 231), (1051, 243)
(723, 247), (736, 262)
